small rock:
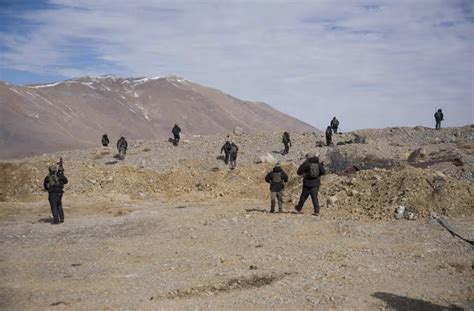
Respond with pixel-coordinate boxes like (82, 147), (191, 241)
(233, 126), (244, 135)
(259, 153), (276, 164)
(327, 196), (338, 206)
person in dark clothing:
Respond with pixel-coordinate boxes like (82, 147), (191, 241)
(229, 142), (239, 169)
(282, 132), (292, 155)
(330, 117), (339, 134)
(325, 126), (333, 146)
(101, 134), (110, 147)
(43, 165), (68, 224)
(172, 124), (181, 145)
(295, 152), (326, 216)
(221, 139), (232, 165)
(434, 109), (444, 130)
(265, 162), (289, 213)
(117, 137), (128, 160)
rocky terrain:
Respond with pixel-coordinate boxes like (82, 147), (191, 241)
(0, 125), (473, 310)
(0, 76), (316, 158)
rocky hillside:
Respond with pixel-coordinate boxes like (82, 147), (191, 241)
(1, 125), (472, 221)
(0, 76), (317, 159)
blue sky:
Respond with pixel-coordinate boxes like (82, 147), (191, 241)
(1, 0), (473, 130)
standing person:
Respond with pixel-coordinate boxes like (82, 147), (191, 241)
(221, 138), (232, 165)
(172, 124), (181, 145)
(434, 109), (444, 130)
(265, 162), (289, 213)
(101, 133), (110, 147)
(325, 126), (333, 146)
(330, 117), (339, 134)
(117, 136), (128, 160)
(294, 152), (326, 216)
(282, 131), (292, 155)
(229, 142), (239, 170)
(43, 164), (68, 224)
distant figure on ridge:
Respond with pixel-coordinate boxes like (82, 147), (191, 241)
(330, 117), (339, 134)
(265, 162), (289, 213)
(434, 109), (444, 130)
(43, 162), (68, 224)
(229, 142), (239, 170)
(325, 126), (333, 146)
(101, 133), (110, 147)
(294, 152), (325, 217)
(282, 131), (292, 155)
(172, 124), (181, 146)
(221, 137), (232, 165)
(117, 136), (128, 160)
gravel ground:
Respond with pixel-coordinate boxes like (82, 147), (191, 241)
(1, 199), (473, 310)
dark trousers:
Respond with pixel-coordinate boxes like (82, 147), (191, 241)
(283, 142), (289, 154)
(224, 152), (230, 165)
(296, 186), (320, 214)
(326, 136), (332, 146)
(332, 127), (338, 134)
(173, 134), (180, 145)
(49, 192), (64, 223)
(230, 154), (237, 169)
(435, 120), (441, 130)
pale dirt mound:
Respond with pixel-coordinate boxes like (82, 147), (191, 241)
(1, 159), (472, 221)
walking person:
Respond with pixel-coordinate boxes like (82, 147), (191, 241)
(43, 164), (68, 224)
(325, 126), (333, 146)
(265, 162), (289, 213)
(221, 139), (232, 165)
(282, 131), (292, 155)
(172, 124), (181, 145)
(434, 109), (444, 130)
(101, 133), (110, 147)
(229, 142), (239, 170)
(117, 136), (128, 160)
(294, 152), (325, 217)
(330, 117), (339, 134)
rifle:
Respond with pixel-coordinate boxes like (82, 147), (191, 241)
(57, 157), (64, 174)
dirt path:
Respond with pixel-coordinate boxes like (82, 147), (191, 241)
(1, 199), (472, 310)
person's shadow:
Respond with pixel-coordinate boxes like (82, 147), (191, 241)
(372, 292), (464, 310)
(38, 217), (53, 224)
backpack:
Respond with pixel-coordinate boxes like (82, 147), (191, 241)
(333, 119), (339, 126)
(230, 144), (237, 154)
(272, 172), (282, 183)
(282, 133), (289, 143)
(48, 173), (60, 188)
(308, 163), (320, 178)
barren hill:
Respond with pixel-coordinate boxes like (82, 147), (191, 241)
(0, 76), (317, 159)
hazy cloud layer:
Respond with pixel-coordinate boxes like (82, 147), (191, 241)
(1, 0), (473, 130)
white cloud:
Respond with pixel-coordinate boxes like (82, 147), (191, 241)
(1, 0), (473, 130)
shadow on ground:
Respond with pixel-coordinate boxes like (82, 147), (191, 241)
(372, 292), (465, 311)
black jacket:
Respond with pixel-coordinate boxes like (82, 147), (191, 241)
(434, 111), (444, 121)
(117, 138), (128, 151)
(265, 166), (288, 192)
(43, 173), (68, 193)
(331, 118), (339, 128)
(297, 157), (325, 188)
(172, 125), (181, 136)
(101, 135), (109, 145)
(221, 141), (232, 153)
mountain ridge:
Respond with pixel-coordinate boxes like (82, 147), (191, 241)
(0, 76), (318, 159)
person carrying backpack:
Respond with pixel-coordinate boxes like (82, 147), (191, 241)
(434, 109), (444, 130)
(221, 139), (232, 165)
(282, 131), (292, 155)
(325, 126), (333, 146)
(330, 117), (339, 134)
(265, 162), (289, 213)
(172, 124), (181, 145)
(229, 142), (239, 169)
(101, 133), (110, 147)
(117, 137), (128, 160)
(43, 164), (68, 224)
(295, 152), (326, 216)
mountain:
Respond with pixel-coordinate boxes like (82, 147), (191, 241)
(0, 76), (317, 159)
